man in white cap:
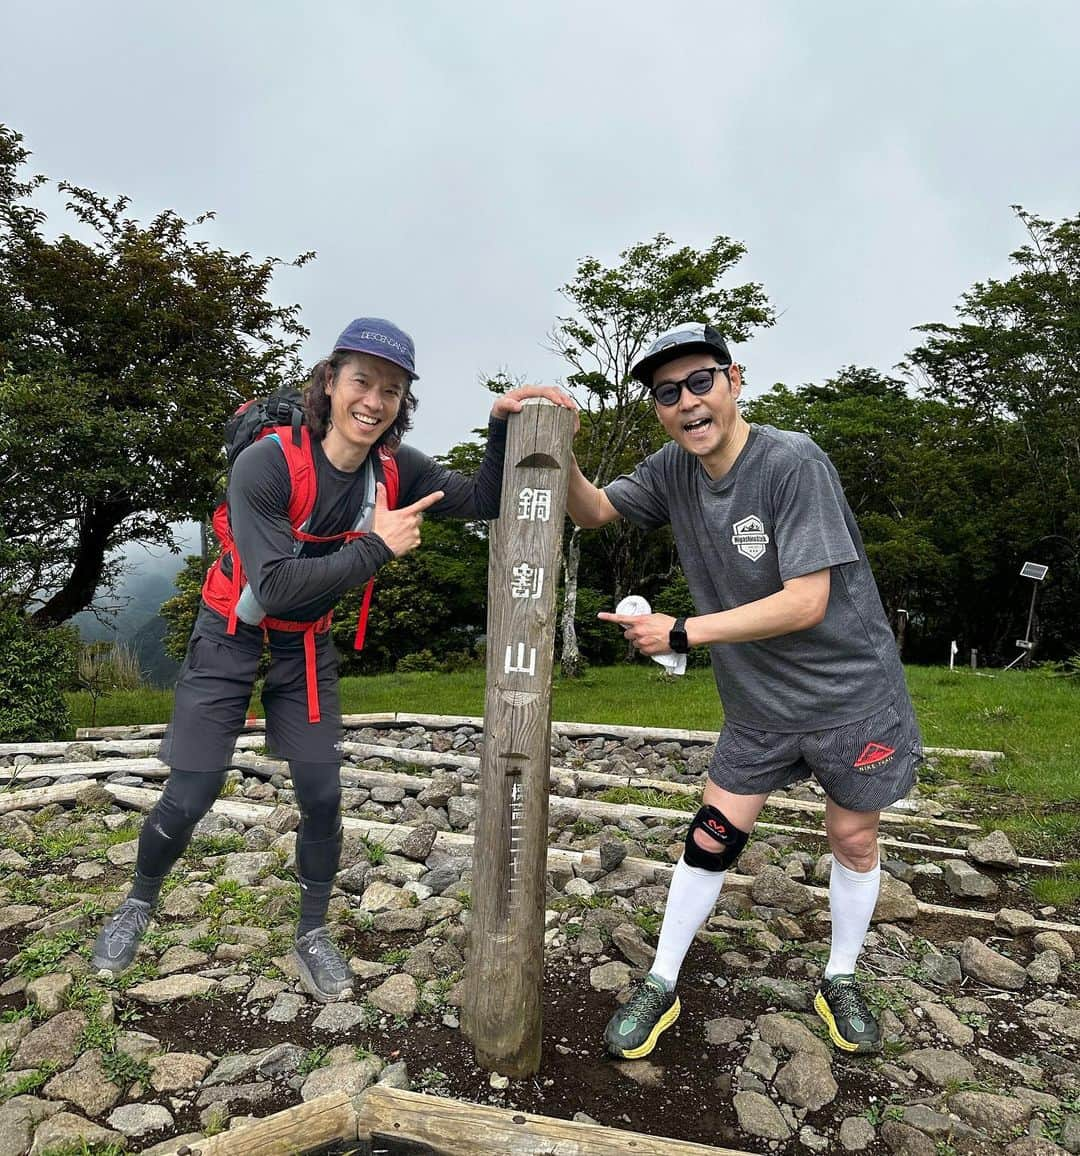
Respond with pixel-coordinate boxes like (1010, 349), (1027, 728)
(567, 322), (920, 1057)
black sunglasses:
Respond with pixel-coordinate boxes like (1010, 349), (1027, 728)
(650, 365), (731, 408)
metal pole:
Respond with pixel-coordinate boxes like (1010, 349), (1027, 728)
(1023, 582), (1038, 646)
(462, 400), (574, 1078)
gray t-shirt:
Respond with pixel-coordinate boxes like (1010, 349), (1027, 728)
(605, 425), (906, 732)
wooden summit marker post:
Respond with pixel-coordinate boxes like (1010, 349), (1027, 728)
(462, 398), (574, 1077)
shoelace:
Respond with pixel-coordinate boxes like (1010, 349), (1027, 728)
(826, 978), (870, 1022)
(109, 902), (150, 937)
(624, 982), (669, 1021)
(304, 930), (347, 978)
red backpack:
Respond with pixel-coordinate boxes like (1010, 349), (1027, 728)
(201, 392), (398, 723)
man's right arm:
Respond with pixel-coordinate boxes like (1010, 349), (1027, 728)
(567, 456), (622, 528)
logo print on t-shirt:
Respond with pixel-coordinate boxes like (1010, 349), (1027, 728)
(731, 515), (770, 561)
(854, 742), (896, 768)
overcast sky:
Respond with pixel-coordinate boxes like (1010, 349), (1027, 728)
(3, 0), (1079, 458)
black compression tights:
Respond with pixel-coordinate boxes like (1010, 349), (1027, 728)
(130, 763), (343, 936)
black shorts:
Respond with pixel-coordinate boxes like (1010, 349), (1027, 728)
(158, 604), (343, 772)
(708, 695), (922, 813)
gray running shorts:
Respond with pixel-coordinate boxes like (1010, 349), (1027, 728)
(159, 604), (343, 772)
(708, 695), (922, 813)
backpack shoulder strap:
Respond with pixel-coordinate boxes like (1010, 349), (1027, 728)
(268, 425), (318, 529)
(378, 448), (399, 509)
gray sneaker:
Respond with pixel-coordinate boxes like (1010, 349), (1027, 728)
(292, 927), (354, 1002)
(91, 898), (152, 975)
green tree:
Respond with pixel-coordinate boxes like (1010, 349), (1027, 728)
(332, 516), (489, 674)
(0, 123), (311, 627)
(551, 234), (774, 675)
(906, 206), (1080, 658)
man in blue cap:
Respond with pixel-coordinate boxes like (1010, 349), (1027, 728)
(92, 318), (574, 1002)
(567, 322), (920, 1058)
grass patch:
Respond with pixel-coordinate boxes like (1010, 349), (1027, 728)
(597, 786), (695, 811)
(7, 931), (83, 981)
(1029, 864), (1080, 909)
(0, 1063), (58, 1103)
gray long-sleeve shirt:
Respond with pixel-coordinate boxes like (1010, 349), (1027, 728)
(223, 419), (507, 623)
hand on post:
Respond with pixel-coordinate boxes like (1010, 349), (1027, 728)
(490, 384), (579, 432)
(372, 483), (445, 558)
(597, 611), (677, 657)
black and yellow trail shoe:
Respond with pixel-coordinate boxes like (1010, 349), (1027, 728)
(603, 974), (681, 1059)
(814, 973), (882, 1054)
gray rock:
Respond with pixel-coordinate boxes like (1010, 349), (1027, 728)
(159, 885), (206, 917)
(880, 1120), (937, 1155)
(156, 944), (211, 975)
(220, 851), (276, 884)
(313, 1002), (369, 1033)
(447, 796), (478, 829)
(948, 1089), (1032, 1134)
(12, 1010), (86, 1069)
(0, 1096), (62, 1156)
(872, 874), (919, 922)
(301, 1056), (383, 1101)
(943, 860), (998, 898)
(732, 1090), (792, 1141)
(917, 1001), (975, 1046)
(25, 973), (73, 1015)
(903, 1047), (976, 1087)
(398, 822), (438, 862)
(755, 1013), (831, 1062)
(882, 857), (916, 884)
(196, 1081), (277, 1110)
(373, 908), (426, 933)
(1004, 1139), (1071, 1156)
(105, 840), (138, 866)
(377, 1060), (410, 1089)
(751, 866), (814, 914)
(204, 1051), (262, 1087)
(106, 1102), (174, 1139)
(839, 1114), (876, 1151)
(773, 1051), (838, 1110)
(267, 991), (305, 1023)
(741, 1039), (777, 1081)
(1033, 931), (1075, 963)
(968, 829), (1019, 869)
(960, 936), (1027, 990)
(599, 839), (627, 873)
(918, 949), (962, 987)
(1024, 998), (1080, 1041)
(705, 1016), (746, 1045)
(127, 974), (219, 1003)
(368, 973), (419, 1018)
(359, 880), (413, 912)
(29, 1111), (124, 1155)
(589, 961), (632, 992)
(148, 1051), (212, 1093)
(610, 925), (653, 969)
(1027, 950), (1063, 986)
(42, 1049), (122, 1117)
(996, 907), (1037, 935)
(753, 977), (812, 1011)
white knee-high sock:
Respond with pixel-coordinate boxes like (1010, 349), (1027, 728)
(825, 857), (881, 979)
(649, 857), (727, 989)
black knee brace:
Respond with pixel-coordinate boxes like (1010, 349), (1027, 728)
(683, 805), (748, 871)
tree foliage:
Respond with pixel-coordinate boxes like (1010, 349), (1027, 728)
(0, 123), (312, 626)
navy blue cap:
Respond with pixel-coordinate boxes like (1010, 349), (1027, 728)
(333, 317), (419, 381)
(630, 322), (732, 385)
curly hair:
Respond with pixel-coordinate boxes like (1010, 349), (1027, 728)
(302, 350), (417, 450)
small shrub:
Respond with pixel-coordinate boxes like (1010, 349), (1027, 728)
(0, 611), (78, 742)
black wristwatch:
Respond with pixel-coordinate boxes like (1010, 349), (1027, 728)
(669, 617), (690, 654)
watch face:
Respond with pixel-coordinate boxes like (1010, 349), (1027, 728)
(669, 623), (689, 653)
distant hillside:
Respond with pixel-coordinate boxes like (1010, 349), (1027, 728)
(73, 542), (196, 688)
